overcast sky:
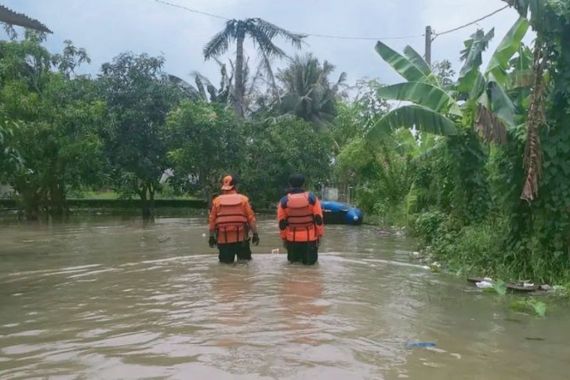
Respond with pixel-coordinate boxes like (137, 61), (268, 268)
(3, 0), (523, 85)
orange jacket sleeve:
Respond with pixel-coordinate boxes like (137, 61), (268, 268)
(313, 197), (325, 238)
(277, 200), (288, 240)
(242, 195), (257, 233)
(208, 197), (218, 234)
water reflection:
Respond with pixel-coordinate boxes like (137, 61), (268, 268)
(1, 217), (570, 379)
(280, 265), (328, 345)
(210, 263), (255, 348)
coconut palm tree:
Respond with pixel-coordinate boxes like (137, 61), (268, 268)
(277, 54), (346, 128)
(203, 18), (304, 117)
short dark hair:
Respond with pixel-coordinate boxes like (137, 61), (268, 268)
(288, 173), (305, 188)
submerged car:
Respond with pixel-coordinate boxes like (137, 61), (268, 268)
(321, 200), (363, 225)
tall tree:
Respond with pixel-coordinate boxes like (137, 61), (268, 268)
(203, 18), (304, 117)
(99, 53), (180, 219)
(0, 35), (104, 219)
(165, 100), (243, 200)
(277, 54), (346, 129)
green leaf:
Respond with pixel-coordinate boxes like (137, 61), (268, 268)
(511, 0), (530, 17)
(403, 46), (432, 76)
(488, 77), (516, 127)
(459, 29), (495, 81)
(531, 300), (546, 318)
(493, 280), (507, 296)
(457, 68), (486, 100)
(510, 298), (547, 317)
(375, 41), (426, 82)
(368, 104), (458, 139)
(486, 18), (529, 87)
(377, 82), (460, 115)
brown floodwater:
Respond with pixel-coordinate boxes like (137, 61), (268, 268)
(1, 216), (569, 379)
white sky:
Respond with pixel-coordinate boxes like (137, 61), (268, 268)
(3, 0), (524, 85)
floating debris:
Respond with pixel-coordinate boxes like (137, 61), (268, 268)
(476, 280), (494, 289)
(406, 341), (437, 349)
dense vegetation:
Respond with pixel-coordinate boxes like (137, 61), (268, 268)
(2, 1), (570, 283)
(362, 1), (570, 284)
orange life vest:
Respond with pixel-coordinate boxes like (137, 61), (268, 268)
(214, 193), (248, 244)
(286, 192), (317, 242)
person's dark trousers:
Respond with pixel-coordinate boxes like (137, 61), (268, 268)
(218, 240), (252, 263)
(286, 241), (318, 265)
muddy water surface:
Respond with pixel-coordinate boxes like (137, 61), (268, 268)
(1, 217), (569, 379)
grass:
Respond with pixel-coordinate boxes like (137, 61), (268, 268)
(72, 190), (199, 201)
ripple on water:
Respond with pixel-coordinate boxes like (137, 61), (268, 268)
(1, 219), (570, 380)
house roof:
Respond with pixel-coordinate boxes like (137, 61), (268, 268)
(0, 5), (51, 33)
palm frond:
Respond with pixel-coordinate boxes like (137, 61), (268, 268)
(258, 48), (280, 100)
(203, 21), (236, 59)
(252, 18), (305, 49)
(247, 25), (287, 58)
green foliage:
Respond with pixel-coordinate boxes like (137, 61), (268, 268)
(377, 82), (460, 114)
(485, 18), (530, 86)
(99, 52), (181, 218)
(493, 280), (508, 296)
(432, 60), (456, 89)
(165, 100), (242, 199)
(370, 105), (458, 138)
(277, 54), (345, 128)
(337, 128), (418, 226)
(0, 36), (104, 218)
(458, 29), (495, 87)
(412, 211), (446, 243)
(240, 116), (332, 207)
(510, 298), (546, 317)
(0, 115), (22, 178)
(375, 42), (429, 82)
(330, 80), (389, 149)
(203, 18), (304, 116)
(422, 218), (508, 278)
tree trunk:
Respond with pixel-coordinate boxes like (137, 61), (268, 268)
(234, 32), (245, 117)
(49, 180), (68, 218)
(148, 184), (156, 218)
(14, 178), (41, 221)
(521, 40), (547, 202)
(139, 184), (152, 220)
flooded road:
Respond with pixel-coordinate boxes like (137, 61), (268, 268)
(1, 217), (569, 379)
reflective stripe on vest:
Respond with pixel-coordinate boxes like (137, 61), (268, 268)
(286, 192), (315, 242)
(215, 194), (248, 244)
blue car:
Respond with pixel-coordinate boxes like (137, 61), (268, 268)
(321, 201), (364, 225)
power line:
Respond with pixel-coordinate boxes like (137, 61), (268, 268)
(153, 0), (422, 40)
(153, 0), (511, 42)
(154, 0), (229, 21)
(300, 33), (423, 41)
(433, 5), (509, 38)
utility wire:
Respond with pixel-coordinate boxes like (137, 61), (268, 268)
(297, 33), (423, 41)
(433, 5), (510, 38)
(154, 0), (230, 21)
(154, 0), (510, 42)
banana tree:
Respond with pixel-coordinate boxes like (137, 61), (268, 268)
(368, 17), (529, 143)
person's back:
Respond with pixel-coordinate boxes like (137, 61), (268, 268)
(209, 175), (259, 263)
(277, 174), (324, 265)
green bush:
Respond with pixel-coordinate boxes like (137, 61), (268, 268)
(412, 211), (446, 243)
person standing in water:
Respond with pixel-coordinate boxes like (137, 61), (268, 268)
(209, 175), (259, 263)
(277, 174), (324, 265)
